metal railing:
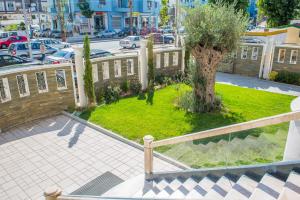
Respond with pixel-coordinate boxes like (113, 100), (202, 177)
(143, 110), (300, 178)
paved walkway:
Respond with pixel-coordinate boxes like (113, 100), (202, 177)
(0, 115), (178, 200)
(216, 72), (300, 96)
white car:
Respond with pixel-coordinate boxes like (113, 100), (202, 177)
(119, 36), (141, 49)
(32, 38), (70, 49)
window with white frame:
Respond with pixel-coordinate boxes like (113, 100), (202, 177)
(92, 64), (99, 83)
(290, 50), (298, 64)
(278, 49), (286, 63)
(127, 59), (134, 75)
(156, 53), (161, 68)
(6, 1), (15, 11)
(16, 74), (30, 97)
(102, 62), (109, 80)
(241, 46), (248, 59)
(0, 2), (5, 11)
(55, 69), (67, 90)
(35, 71), (48, 93)
(164, 53), (169, 67)
(251, 47), (259, 60)
(114, 60), (121, 77)
(172, 52), (179, 66)
(0, 78), (11, 103)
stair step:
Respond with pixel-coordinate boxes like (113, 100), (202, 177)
(184, 177), (215, 198)
(224, 175), (258, 200)
(249, 173), (285, 200)
(205, 176), (235, 200)
(278, 171), (300, 200)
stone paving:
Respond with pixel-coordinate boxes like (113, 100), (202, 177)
(216, 72), (300, 96)
(0, 115), (179, 200)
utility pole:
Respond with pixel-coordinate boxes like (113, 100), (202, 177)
(129, 0), (133, 35)
(56, 0), (66, 41)
(36, 0), (42, 32)
(175, 0), (179, 47)
(22, 0), (33, 59)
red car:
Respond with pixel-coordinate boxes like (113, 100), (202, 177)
(0, 36), (27, 49)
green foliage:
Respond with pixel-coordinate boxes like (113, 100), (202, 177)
(269, 71), (278, 81)
(209, 0), (249, 13)
(104, 85), (121, 104)
(78, 0), (94, 18)
(19, 22), (26, 30)
(257, 0), (300, 27)
(147, 37), (155, 104)
(185, 3), (248, 53)
(120, 79), (129, 93)
(129, 81), (142, 95)
(159, 0), (170, 26)
(4, 24), (18, 31)
(83, 35), (96, 106)
(275, 70), (300, 86)
(95, 87), (104, 104)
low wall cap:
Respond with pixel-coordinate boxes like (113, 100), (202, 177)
(44, 186), (62, 197)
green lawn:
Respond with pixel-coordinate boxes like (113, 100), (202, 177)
(81, 83), (295, 167)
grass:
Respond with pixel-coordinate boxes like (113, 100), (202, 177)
(80, 83), (295, 167)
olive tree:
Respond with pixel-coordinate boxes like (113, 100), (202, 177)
(185, 3), (247, 112)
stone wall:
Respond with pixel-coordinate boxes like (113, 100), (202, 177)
(0, 64), (75, 131)
(218, 44), (264, 77)
(272, 46), (300, 73)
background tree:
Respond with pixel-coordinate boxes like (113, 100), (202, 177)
(209, 0), (249, 13)
(78, 0), (94, 35)
(56, 0), (66, 41)
(83, 35), (96, 106)
(160, 0), (169, 26)
(146, 37), (155, 105)
(257, 0), (300, 27)
(185, 3), (247, 112)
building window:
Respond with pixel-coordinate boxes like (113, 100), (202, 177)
(36, 71), (48, 93)
(114, 60), (121, 77)
(251, 47), (259, 60)
(99, 0), (106, 5)
(16, 74), (30, 97)
(290, 50), (298, 64)
(6, 1), (15, 11)
(241, 46), (248, 59)
(156, 53), (161, 68)
(0, 78), (11, 103)
(164, 53), (169, 67)
(92, 64), (99, 83)
(147, 0), (153, 9)
(173, 52), (179, 66)
(0, 2), (5, 11)
(102, 62), (109, 80)
(127, 59), (134, 75)
(55, 69), (67, 90)
(278, 49), (286, 63)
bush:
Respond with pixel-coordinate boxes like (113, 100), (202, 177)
(120, 79), (129, 93)
(104, 85), (121, 104)
(155, 74), (165, 85)
(129, 81), (142, 95)
(269, 71), (278, 81)
(275, 70), (300, 85)
(95, 87), (104, 104)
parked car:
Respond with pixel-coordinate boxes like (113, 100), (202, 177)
(0, 52), (40, 67)
(96, 30), (117, 38)
(32, 38), (70, 49)
(117, 27), (138, 37)
(8, 42), (57, 60)
(0, 36), (27, 49)
(0, 31), (18, 40)
(120, 36), (141, 49)
(40, 29), (51, 37)
(45, 48), (112, 64)
(146, 33), (175, 44)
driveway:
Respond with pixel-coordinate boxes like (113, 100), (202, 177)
(0, 115), (179, 200)
(216, 72), (300, 96)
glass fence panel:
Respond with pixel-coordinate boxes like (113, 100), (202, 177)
(155, 122), (289, 169)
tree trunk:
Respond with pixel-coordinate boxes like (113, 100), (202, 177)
(191, 45), (224, 112)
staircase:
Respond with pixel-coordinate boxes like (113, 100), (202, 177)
(102, 161), (300, 200)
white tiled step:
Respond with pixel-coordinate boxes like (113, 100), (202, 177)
(249, 173), (285, 200)
(278, 171), (300, 200)
(205, 176), (235, 200)
(185, 177), (215, 199)
(224, 175), (258, 200)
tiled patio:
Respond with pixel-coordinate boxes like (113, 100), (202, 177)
(0, 115), (179, 200)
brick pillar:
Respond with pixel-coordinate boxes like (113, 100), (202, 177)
(139, 40), (148, 90)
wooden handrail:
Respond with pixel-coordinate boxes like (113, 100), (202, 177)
(152, 111), (300, 148)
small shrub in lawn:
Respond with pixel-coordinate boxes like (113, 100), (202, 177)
(275, 70), (300, 85)
(269, 71), (278, 81)
(129, 81), (142, 95)
(104, 85), (121, 104)
(120, 79), (129, 93)
(155, 74), (165, 85)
